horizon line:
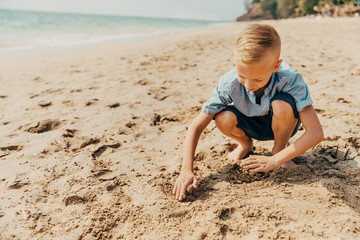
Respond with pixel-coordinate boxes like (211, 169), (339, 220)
(0, 7), (236, 23)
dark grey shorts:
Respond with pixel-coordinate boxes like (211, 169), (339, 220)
(215, 92), (301, 141)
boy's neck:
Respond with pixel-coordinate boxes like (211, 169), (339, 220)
(254, 77), (272, 104)
(254, 78), (271, 96)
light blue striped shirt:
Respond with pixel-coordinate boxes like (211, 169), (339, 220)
(202, 61), (313, 117)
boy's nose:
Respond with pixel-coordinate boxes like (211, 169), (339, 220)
(244, 82), (255, 91)
(238, 79), (255, 91)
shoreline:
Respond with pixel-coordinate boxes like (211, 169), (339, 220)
(0, 17), (359, 239)
(0, 18), (237, 62)
(1, 16), (356, 64)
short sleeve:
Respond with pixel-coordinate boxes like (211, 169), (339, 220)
(202, 75), (234, 115)
(282, 72), (313, 112)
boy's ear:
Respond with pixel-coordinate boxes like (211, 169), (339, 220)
(273, 59), (283, 73)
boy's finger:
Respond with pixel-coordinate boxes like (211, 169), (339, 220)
(180, 185), (187, 201)
(240, 159), (257, 167)
(174, 181), (181, 196)
(176, 183), (181, 200)
(172, 182), (177, 195)
(173, 184), (179, 196)
(250, 167), (262, 173)
(243, 163), (260, 169)
(175, 182), (179, 198)
(180, 191), (185, 201)
(193, 177), (198, 188)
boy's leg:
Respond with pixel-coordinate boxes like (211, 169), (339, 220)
(215, 111), (253, 161)
(271, 99), (298, 167)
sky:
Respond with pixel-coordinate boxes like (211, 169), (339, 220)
(0, 0), (249, 21)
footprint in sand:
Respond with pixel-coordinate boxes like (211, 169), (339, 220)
(307, 145), (355, 170)
(91, 143), (121, 159)
(26, 119), (62, 133)
(218, 207), (235, 220)
(105, 179), (126, 191)
(0, 145), (23, 158)
(62, 129), (76, 138)
(7, 179), (29, 189)
(79, 137), (100, 149)
(0, 145), (23, 159)
(1, 145), (22, 151)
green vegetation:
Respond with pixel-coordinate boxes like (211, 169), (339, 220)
(298, 0), (319, 15)
(257, 0), (357, 18)
(261, 0), (278, 18)
(277, 0), (298, 18)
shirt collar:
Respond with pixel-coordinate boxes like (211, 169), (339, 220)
(242, 73), (275, 96)
(264, 73), (275, 95)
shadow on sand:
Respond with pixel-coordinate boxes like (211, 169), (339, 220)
(182, 144), (360, 214)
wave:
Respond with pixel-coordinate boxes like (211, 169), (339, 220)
(0, 9), (220, 59)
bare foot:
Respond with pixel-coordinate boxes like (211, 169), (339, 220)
(227, 142), (253, 162)
(280, 160), (296, 168)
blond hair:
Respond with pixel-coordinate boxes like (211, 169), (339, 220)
(235, 24), (281, 64)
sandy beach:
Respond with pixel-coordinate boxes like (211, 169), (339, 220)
(0, 17), (360, 239)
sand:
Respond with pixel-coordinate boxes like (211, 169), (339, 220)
(0, 17), (359, 239)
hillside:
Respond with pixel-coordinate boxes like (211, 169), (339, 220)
(236, 3), (273, 21)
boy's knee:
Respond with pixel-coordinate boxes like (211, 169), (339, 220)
(271, 100), (296, 120)
(215, 111), (237, 132)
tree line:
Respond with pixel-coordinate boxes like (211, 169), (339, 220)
(256, 0), (356, 18)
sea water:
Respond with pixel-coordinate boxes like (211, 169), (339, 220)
(0, 9), (225, 60)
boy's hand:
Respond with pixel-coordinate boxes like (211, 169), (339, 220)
(173, 170), (198, 201)
(240, 155), (279, 173)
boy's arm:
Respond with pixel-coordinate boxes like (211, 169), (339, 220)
(173, 111), (215, 201)
(240, 105), (324, 172)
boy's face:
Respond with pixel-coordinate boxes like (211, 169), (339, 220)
(235, 50), (282, 92)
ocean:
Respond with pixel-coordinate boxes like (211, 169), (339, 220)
(0, 9), (228, 60)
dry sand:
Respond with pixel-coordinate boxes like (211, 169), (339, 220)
(0, 17), (359, 239)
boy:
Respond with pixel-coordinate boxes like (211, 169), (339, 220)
(173, 24), (323, 201)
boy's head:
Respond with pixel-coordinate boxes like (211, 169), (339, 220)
(234, 24), (282, 92)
